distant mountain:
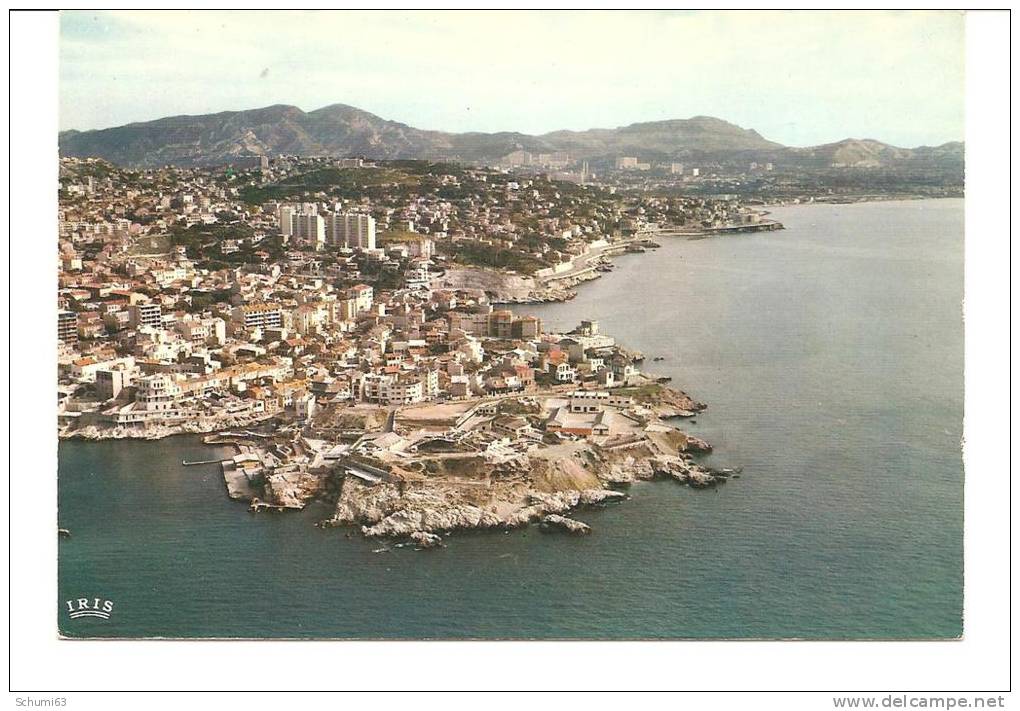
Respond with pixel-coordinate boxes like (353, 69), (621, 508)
(782, 138), (966, 169)
(540, 116), (781, 156)
(58, 102), (962, 170)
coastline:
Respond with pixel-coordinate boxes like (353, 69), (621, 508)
(483, 194), (959, 306)
(59, 411), (277, 441)
(63, 372), (729, 547)
(57, 199), (965, 639)
(58, 216), (776, 544)
(58, 198), (960, 550)
(451, 219), (788, 305)
(256, 378), (725, 545)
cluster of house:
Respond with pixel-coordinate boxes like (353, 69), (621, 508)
(58, 238), (648, 434)
(56, 156), (670, 437)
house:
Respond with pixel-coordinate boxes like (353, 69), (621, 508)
(554, 362), (576, 383)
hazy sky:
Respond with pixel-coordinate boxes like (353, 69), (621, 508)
(60, 10), (965, 147)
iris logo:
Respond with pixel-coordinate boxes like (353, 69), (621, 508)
(64, 596), (114, 620)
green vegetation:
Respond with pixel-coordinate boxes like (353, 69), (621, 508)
(63, 159), (116, 180)
(515, 233), (568, 254)
(186, 293), (219, 313)
(378, 229), (426, 245)
(445, 241), (550, 275)
(125, 233), (172, 256)
(355, 258), (405, 290)
(240, 167), (419, 204)
(495, 399), (541, 416)
(170, 222), (286, 271)
(387, 160), (467, 177)
(615, 383), (665, 403)
(171, 222), (253, 251)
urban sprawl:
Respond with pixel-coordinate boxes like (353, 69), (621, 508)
(58, 155), (772, 544)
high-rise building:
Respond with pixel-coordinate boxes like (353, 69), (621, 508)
(233, 303), (284, 330)
(329, 212), (376, 250)
(279, 206), (295, 238)
(490, 310), (514, 339)
(293, 213), (326, 249)
(129, 302), (162, 329)
(58, 310), (78, 345)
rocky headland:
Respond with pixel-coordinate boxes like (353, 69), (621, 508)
(218, 383), (735, 549)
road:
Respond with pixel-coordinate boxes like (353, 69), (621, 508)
(538, 234), (647, 285)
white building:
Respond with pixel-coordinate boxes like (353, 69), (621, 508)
(279, 206), (295, 238)
(233, 303), (284, 330)
(176, 317), (226, 346)
(129, 302), (162, 329)
(293, 213), (326, 249)
(555, 363), (577, 383)
(58, 310), (78, 344)
(329, 212), (376, 250)
(405, 264), (431, 290)
(360, 369), (437, 406)
(568, 390), (633, 413)
(346, 285), (374, 314)
(136, 374), (183, 412)
(95, 366), (135, 400)
(295, 392), (317, 419)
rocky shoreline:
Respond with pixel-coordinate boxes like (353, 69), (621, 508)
(442, 222), (785, 305)
(62, 378), (731, 550)
(298, 436), (735, 547)
(59, 411), (276, 441)
(219, 383), (736, 549)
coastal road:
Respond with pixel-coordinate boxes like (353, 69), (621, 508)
(543, 219), (784, 286)
(538, 234), (648, 285)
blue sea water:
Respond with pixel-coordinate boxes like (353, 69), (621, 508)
(58, 199), (964, 639)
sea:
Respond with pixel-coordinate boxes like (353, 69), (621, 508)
(58, 199), (964, 639)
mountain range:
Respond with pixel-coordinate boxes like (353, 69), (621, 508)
(58, 102), (964, 171)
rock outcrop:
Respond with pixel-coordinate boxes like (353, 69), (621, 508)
(324, 473), (627, 538)
(540, 515), (592, 535)
(432, 267), (575, 303)
(263, 469), (332, 509)
(409, 531), (445, 549)
(682, 435), (713, 453)
(59, 412), (275, 441)
(193, 372), (737, 545)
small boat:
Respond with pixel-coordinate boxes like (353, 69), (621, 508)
(58, 528), (71, 538)
(653, 356), (666, 362)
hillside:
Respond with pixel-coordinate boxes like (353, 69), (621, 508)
(58, 102), (962, 171)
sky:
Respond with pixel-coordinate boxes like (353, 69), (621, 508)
(59, 10), (965, 148)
